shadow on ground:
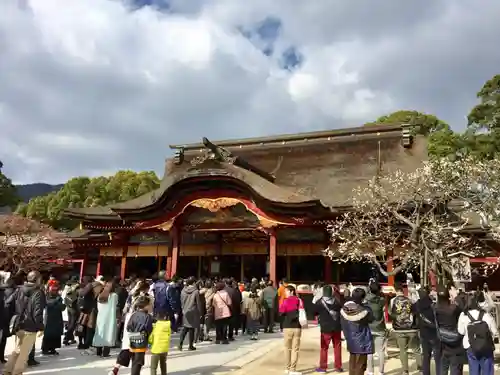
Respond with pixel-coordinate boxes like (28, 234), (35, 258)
(4, 331), (281, 375)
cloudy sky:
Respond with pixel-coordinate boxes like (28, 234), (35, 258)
(1, 0), (499, 184)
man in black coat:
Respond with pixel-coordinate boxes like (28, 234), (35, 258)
(4, 270), (46, 375)
(225, 279), (241, 340)
(0, 272), (10, 363)
(63, 276), (80, 346)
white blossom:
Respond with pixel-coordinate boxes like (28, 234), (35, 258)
(325, 157), (500, 279)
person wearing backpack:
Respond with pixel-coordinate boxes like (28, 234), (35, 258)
(3, 271), (46, 375)
(62, 276), (80, 346)
(389, 282), (421, 375)
(413, 287), (441, 375)
(365, 281), (387, 375)
(457, 292), (497, 375)
(434, 286), (465, 375)
(313, 285), (343, 373)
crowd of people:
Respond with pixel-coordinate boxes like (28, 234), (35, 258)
(310, 280), (498, 375)
(0, 270), (499, 375)
(0, 270), (294, 375)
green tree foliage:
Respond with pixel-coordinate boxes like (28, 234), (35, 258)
(16, 170), (160, 229)
(366, 107), (500, 160)
(367, 109), (449, 135)
(0, 161), (19, 208)
(467, 74), (500, 159)
(365, 110), (463, 158)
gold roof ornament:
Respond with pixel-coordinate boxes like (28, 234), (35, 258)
(190, 198), (240, 212)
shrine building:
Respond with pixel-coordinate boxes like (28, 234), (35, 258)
(64, 124), (426, 285)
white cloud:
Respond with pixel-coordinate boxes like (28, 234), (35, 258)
(0, 0), (499, 184)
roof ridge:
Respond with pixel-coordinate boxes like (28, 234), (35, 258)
(170, 124), (403, 150)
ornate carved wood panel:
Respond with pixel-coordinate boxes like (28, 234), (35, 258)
(277, 243), (324, 256)
(277, 227), (326, 243)
(126, 245), (168, 257)
(180, 203), (260, 227)
(129, 232), (170, 244)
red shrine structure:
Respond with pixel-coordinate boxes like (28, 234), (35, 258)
(64, 124), (428, 285)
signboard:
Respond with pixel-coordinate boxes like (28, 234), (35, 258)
(450, 254), (472, 283)
(210, 261), (220, 274)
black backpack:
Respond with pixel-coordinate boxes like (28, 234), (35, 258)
(9, 290), (30, 336)
(391, 295), (414, 330)
(466, 311), (495, 358)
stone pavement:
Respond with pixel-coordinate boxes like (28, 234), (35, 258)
(223, 326), (500, 375)
(0, 330), (284, 375)
(3, 328), (500, 375)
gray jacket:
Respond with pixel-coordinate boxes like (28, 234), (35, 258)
(260, 286), (277, 309)
(180, 285), (202, 328)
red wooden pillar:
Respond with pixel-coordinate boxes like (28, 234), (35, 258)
(269, 229), (277, 287)
(80, 249), (88, 282)
(387, 249), (394, 287)
(96, 255), (102, 278)
(324, 257), (332, 283)
(166, 254), (172, 279)
(120, 243), (128, 280)
(170, 226), (180, 279)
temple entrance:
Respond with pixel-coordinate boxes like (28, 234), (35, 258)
(176, 254), (269, 280)
(218, 255), (241, 279)
(339, 261), (373, 283)
(100, 257), (120, 279)
(177, 256), (200, 278)
(242, 254), (267, 280)
(127, 257), (160, 279)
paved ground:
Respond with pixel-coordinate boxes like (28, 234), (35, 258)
(3, 327), (500, 375)
(224, 328), (423, 375)
(0, 330), (284, 375)
(224, 327), (500, 375)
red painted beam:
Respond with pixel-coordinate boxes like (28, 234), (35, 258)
(470, 257), (499, 264)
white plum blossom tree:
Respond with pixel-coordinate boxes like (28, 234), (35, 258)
(325, 157), (500, 284)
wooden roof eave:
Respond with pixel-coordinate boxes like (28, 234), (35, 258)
(170, 124), (403, 151)
(63, 209), (121, 221)
(108, 166), (325, 216)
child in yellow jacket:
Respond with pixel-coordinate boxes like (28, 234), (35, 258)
(148, 312), (171, 375)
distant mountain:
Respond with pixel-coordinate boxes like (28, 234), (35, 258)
(15, 183), (63, 202)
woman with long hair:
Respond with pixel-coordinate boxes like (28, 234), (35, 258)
(212, 282), (232, 344)
(42, 285), (66, 355)
(93, 279), (118, 357)
(279, 285), (304, 375)
(457, 291), (497, 375)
